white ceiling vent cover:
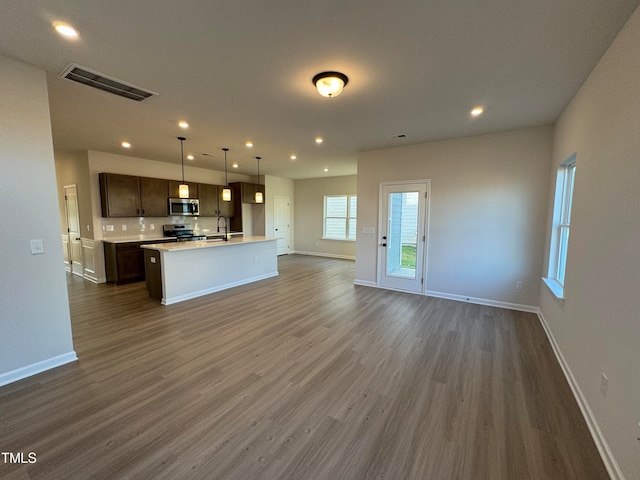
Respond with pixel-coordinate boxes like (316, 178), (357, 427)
(59, 63), (158, 102)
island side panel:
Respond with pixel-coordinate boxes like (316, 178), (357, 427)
(160, 239), (278, 304)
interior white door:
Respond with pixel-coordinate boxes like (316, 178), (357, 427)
(274, 195), (291, 255)
(64, 185), (83, 277)
(378, 182), (427, 293)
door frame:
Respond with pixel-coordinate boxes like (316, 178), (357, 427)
(64, 184), (84, 277)
(376, 179), (431, 294)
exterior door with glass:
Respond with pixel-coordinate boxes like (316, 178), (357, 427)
(378, 181), (428, 293)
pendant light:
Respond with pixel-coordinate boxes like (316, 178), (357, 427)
(177, 136), (189, 198)
(255, 156), (263, 204)
(222, 148), (231, 202)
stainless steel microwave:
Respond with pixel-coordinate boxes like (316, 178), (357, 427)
(168, 198), (199, 216)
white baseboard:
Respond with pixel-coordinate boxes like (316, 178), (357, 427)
(425, 290), (538, 313)
(353, 279), (377, 287)
(0, 351), (78, 387)
(536, 309), (624, 480)
(292, 250), (355, 261)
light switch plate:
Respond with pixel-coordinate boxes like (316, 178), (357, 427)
(30, 239), (44, 255)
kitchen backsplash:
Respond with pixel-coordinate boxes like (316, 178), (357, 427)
(101, 216), (233, 240)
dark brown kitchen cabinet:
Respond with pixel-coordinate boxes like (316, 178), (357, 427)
(100, 173), (169, 217)
(168, 181), (198, 199)
(99, 173), (141, 217)
(230, 182), (265, 205)
(198, 183), (218, 216)
(139, 177), (169, 216)
(104, 239), (172, 284)
(198, 183), (235, 217)
(218, 186), (235, 217)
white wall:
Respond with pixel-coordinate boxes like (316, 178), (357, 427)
(0, 56), (76, 385)
(356, 126), (552, 308)
(294, 175), (357, 259)
(539, 7), (640, 478)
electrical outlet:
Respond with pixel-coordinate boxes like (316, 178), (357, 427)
(515, 281), (523, 290)
(150, 224), (155, 230)
(600, 373), (608, 398)
(121, 224), (127, 231)
(106, 225), (114, 232)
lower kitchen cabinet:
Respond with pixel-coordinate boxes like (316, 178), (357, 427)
(104, 239), (172, 284)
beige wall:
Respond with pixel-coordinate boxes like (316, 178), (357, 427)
(539, 7), (640, 478)
(356, 126), (553, 308)
(0, 56), (75, 384)
(55, 150), (92, 239)
(294, 175), (356, 259)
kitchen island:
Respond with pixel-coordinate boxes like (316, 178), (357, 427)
(141, 236), (278, 305)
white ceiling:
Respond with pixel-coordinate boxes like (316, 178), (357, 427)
(1, 1), (638, 179)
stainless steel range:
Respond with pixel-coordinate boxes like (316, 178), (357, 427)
(163, 224), (206, 241)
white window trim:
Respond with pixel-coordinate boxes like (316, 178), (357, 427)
(543, 154), (576, 300)
(323, 194), (357, 241)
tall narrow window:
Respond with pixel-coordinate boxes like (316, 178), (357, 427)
(544, 154), (576, 298)
(324, 195), (357, 240)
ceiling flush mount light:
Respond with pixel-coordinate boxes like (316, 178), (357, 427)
(290, 155), (297, 160)
(53, 21), (79, 39)
(177, 137), (189, 198)
(255, 157), (263, 204)
(315, 137), (323, 144)
(121, 141), (131, 148)
(187, 154), (194, 160)
(222, 148), (231, 202)
(178, 121), (189, 129)
(232, 163), (239, 169)
(323, 168), (329, 173)
(470, 106), (484, 117)
(245, 141), (253, 148)
(313, 71), (349, 98)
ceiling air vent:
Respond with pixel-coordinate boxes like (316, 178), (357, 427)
(58, 63), (158, 102)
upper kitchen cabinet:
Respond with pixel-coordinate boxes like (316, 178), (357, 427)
(198, 183), (218, 217)
(168, 181), (198, 199)
(139, 177), (169, 217)
(231, 182), (266, 204)
(218, 186), (235, 217)
(198, 183), (235, 217)
(100, 173), (141, 217)
(100, 173), (169, 217)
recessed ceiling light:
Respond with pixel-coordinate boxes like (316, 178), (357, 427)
(470, 106), (484, 117)
(290, 155), (297, 160)
(232, 163), (239, 168)
(121, 141), (131, 148)
(315, 137), (324, 144)
(52, 21), (79, 39)
(245, 141), (253, 148)
(187, 154), (194, 160)
(178, 121), (189, 129)
(323, 168), (329, 172)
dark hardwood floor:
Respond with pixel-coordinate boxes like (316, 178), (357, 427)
(0, 255), (608, 479)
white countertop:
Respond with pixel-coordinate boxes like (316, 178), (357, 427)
(141, 236), (276, 252)
(103, 232), (243, 244)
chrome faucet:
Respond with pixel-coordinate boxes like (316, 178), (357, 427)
(217, 215), (228, 241)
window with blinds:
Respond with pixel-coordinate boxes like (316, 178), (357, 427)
(324, 195), (357, 240)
